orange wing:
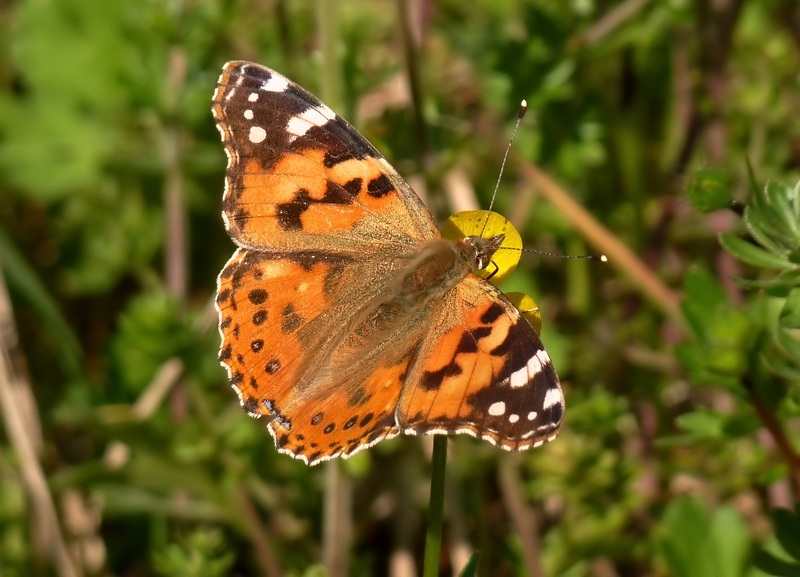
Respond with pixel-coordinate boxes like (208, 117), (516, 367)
(213, 61), (563, 465)
(212, 61), (438, 256)
(396, 276), (564, 450)
(216, 248), (420, 465)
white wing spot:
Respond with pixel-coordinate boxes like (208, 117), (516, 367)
(317, 103), (336, 120)
(286, 107), (333, 138)
(509, 414), (520, 423)
(249, 126), (267, 143)
(261, 75), (289, 93)
(527, 411), (538, 421)
(248, 92), (259, 102)
(244, 109), (254, 120)
(509, 364), (529, 388)
(536, 349), (551, 365)
(488, 401), (506, 416)
(542, 387), (563, 410)
(510, 348), (551, 388)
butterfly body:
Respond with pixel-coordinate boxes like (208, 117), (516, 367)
(213, 61), (564, 465)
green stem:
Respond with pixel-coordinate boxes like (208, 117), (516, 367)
(423, 435), (448, 577)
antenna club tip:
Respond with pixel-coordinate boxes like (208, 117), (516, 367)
(599, 255), (608, 262)
(518, 100), (528, 118)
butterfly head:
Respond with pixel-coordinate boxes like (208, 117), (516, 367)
(461, 234), (506, 275)
(441, 210), (522, 283)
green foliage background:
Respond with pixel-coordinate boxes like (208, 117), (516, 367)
(1, 0), (800, 575)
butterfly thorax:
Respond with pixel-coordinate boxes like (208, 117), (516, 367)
(351, 240), (470, 337)
(343, 236), (503, 344)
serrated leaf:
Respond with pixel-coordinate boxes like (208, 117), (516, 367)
(745, 207), (796, 255)
(720, 233), (795, 270)
(765, 181), (800, 239)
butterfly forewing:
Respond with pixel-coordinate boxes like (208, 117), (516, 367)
(212, 61), (438, 254)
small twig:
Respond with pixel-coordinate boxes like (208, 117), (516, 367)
(744, 378), (800, 499)
(518, 161), (682, 323)
(163, 47), (188, 301)
(396, 0), (441, 219)
(313, 5), (354, 576)
(391, 449), (419, 577)
(162, 45), (189, 420)
(498, 457), (544, 577)
(323, 461), (352, 577)
(0, 266), (79, 577)
(233, 485), (283, 577)
(104, 358), (184, 469)
(578, 0), (653, 46)
(443, 462), (472, 574)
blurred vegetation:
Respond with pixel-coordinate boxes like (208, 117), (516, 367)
(1, 0), (799, 576)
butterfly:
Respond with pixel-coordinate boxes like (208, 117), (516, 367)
(212, 61), (564, 465)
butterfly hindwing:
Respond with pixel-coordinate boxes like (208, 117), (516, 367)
(217, 247), (429, 465)
(397, 276), (563, 449)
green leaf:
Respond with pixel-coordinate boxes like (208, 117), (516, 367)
(745, 206), (796, 255)
(656, 499), (750, 577)
(754, 550), (800, 577)
(657, 499), (715, 577)
(761, 352), (800, 382)
(779, 289), (800, 330)
(775, 327), (800, 366)
(675, 411), (724, 439)
(709, 506), (750, 577)
(458, 552), (480, 577)
(735, 269), (800, 295)
(681, 267), (729, 338)
(720, 234), (795, 270)
(764, 181), (800, 240)
(685, 168), (732, 213)
(0, 228), (82, 377)
(774, 507), (800, 562)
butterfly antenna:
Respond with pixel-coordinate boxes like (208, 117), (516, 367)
(522, 248), (608, 262)
(480, 100), (528, 239)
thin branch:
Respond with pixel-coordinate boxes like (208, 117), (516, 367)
(578, 0), (653, 47)
(162, 45), (189, 421)
(0, 266), (80, 577)
(233, 486), (283, 577)
(498, 457), (545, 577)
(744, 378), (800, 499)
(517, 161), (682, 323)
(323, 461), (352, 577)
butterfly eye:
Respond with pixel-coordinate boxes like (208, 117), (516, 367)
(441, 209), (522, 283)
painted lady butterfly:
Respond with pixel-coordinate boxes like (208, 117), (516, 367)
(212, 61), (564, 465)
